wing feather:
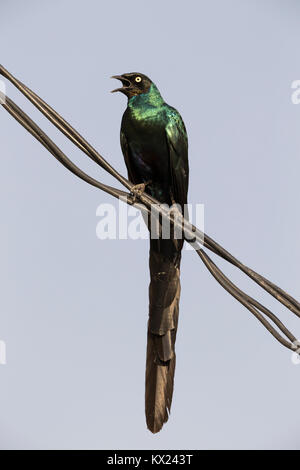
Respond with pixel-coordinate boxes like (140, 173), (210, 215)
(120, 130), (138, 184)
(165, 108), (189, 209)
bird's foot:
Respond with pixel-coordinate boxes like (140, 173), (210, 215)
(130, 181), (151, 203)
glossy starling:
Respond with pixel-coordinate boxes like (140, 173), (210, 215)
(112, 73), (189, 433)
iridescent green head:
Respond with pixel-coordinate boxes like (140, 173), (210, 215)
(111, 73), (152, 98)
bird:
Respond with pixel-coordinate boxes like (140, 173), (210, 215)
(112, 73), (189, 433)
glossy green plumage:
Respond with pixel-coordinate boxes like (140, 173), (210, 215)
(118, 75), (189, 433)
(128, 83), (164, 118)
(120, 82), (189, 207)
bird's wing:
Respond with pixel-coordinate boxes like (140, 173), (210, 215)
(165, 108), (189, 209)
(120, 129), (137, 184)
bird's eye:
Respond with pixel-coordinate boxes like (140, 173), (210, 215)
(135, 76), (142, 83)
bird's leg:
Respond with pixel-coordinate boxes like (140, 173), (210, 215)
(130, 180), (152, 203)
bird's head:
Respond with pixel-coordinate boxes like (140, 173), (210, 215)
(111, 73), (152, 98)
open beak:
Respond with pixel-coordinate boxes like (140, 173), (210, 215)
(111, 75), (131, 93)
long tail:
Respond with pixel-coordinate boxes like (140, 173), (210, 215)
(145, 238), (181, 433)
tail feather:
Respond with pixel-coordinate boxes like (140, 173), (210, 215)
(145, 241), (181, 433)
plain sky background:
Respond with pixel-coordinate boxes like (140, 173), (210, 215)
(0, 0), (300, 450)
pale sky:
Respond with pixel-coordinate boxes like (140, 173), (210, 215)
(0, 0), (300, 449)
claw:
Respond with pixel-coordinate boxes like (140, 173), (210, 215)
(130, 181), (151, 203)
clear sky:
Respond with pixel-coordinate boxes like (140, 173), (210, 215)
(0, 0), (300, 450)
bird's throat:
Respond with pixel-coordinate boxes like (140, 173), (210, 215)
(128, 84), (164, 115)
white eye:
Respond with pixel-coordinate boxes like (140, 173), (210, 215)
(135, 76), (142, 83)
